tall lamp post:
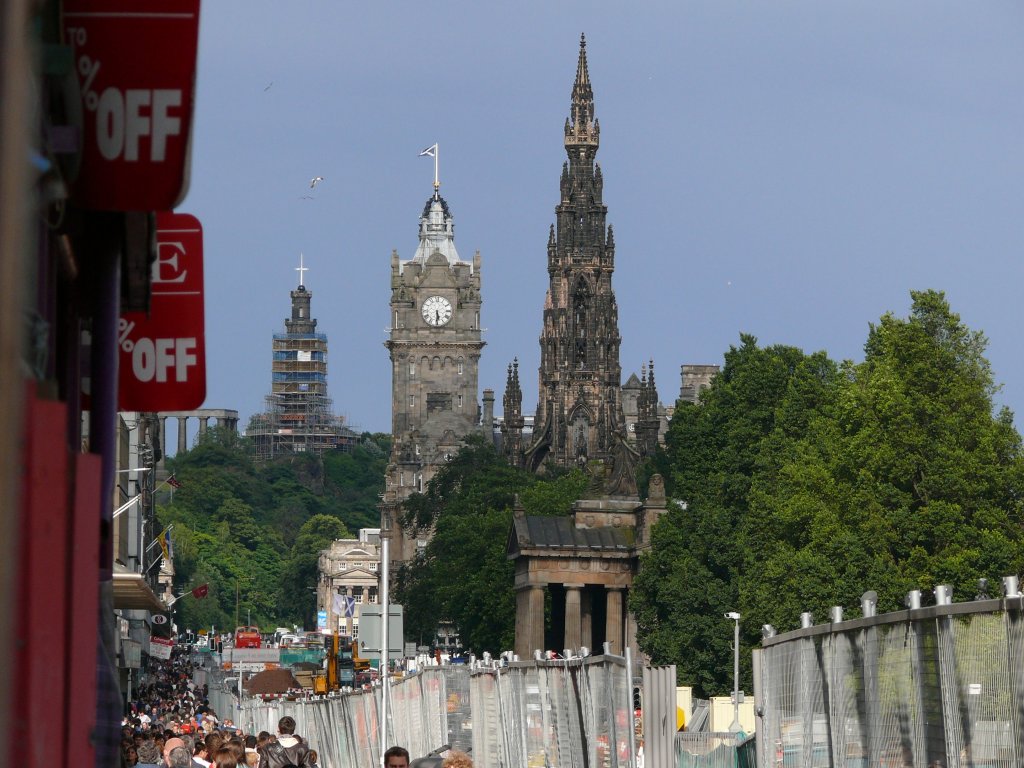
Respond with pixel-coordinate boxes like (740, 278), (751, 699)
(725, 611), (742, 733)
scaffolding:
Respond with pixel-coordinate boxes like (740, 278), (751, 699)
(249, 332), (358, 461)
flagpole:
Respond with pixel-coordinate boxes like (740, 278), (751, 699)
(434, 143), (439, 195)
(145, 523), (173, 554)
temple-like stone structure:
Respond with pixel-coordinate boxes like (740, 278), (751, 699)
(507, 474), (667, 658)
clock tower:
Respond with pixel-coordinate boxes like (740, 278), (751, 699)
(381, 186), (484, 564)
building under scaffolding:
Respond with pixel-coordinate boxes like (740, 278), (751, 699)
(248, 265), (358, 461)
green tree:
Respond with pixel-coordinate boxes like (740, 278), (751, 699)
(742, 290), (1024, 632)
(395, 437), (587, 653)
(157, 427), (381, 631)
(631, 336), (839, 696)
(279, 514), (352, 627)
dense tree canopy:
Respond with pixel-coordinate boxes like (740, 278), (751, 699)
(157, 430), (388, 631)
(632, 291), (1024, 698)
(394, 436), (587, 654)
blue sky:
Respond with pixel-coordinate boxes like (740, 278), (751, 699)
(179, 1), (1024, 441)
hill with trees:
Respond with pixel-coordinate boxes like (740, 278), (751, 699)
(156, 430), (389, 632)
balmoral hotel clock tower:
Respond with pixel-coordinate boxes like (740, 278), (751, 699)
(380, 165), (484, 566)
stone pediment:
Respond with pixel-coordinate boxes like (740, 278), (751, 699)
(329, 566), (378, 580)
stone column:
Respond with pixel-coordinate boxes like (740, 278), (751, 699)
(581, 589), (593, 651)
(564, 584), (582, 652)
(605, 586), (624, 655)
(177, 416), (187, 454)
(527, 584), (546, 657)
(515, 587), (530, 659)
(198, 416), (208, 437)
(158, 416), (167, 467)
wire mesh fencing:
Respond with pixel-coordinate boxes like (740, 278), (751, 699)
(674, 733), (756, 768)
(757, 596), (1024, 768)
(469, 654), (634, 768)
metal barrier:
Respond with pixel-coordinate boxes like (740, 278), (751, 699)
(470, 654), (633, 768)
(674, 733), (756, 768)
(236, 668), (454, 768)
(233, 656), (636, 768)
(756, 592), (1024, 768)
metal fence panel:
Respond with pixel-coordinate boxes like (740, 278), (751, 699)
(760, 601), (1024, 768)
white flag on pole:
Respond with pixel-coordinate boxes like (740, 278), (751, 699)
(419, 144), (437, 157)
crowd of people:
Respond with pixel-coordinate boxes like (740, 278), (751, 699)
(120, 650), (323, 768)
(118, 648), (475, 768)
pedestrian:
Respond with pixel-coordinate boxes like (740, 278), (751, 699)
(441, 751), (472, 768)
(210, 747), (239, 768)
(307, 749), (320, 768)
(137, 741), (162, 767)
(383, 746), (410, 768)
(163, 737), (186, 766)
(256, 716), (311, 767)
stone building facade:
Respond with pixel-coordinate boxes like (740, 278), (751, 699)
(317, 528), (381, 638)
(380, 189), (485, 564)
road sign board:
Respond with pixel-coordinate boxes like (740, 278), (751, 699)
(118, 212), (205, 411)
(357, 605), (404, 659)
(63, 0), (201, 210)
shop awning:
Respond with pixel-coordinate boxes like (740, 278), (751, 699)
(113, 567), (167, 613)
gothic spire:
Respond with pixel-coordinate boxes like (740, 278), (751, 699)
(565, 33), (598, 150)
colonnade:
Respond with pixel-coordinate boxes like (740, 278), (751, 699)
(515, 581), (627, 658)
(157, 409), (239, 463)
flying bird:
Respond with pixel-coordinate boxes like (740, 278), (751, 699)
(264, 81), (273, 92)
(310, 176), (324, 189)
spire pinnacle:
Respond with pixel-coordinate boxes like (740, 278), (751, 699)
(566, 33), (597, 150)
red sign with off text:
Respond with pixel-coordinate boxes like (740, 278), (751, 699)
(63, 0), (201, 211)
(118, 212), (206, 411)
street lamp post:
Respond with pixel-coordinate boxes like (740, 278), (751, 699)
(725, 611), (742, 733)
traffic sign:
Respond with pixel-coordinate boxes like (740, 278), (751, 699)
(118, 212), (206, 411)
(358, 605), (404, 659)
(63, 0), (201, 210)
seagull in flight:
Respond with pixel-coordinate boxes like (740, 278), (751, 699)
(264, 81), (273, 92)
(310, 176), (324, 189)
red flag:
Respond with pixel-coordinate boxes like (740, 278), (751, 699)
(168, 476), (183, 489)
(191, 584), (209, 599)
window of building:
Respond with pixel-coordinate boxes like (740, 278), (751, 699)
(355, 593), (364, 604)
(409, 394), (415, 407)
(458, 394), (463, 408)
(393, 310), (399, 329)
(474, 312), (480, 329)
(409, 361), (415, 376)
(369, 562), (378, 571)
(458, 359), (464, 375)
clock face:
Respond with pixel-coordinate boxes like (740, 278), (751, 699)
(421, 295), (453, 326)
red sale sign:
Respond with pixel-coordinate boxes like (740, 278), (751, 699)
(118, 212), (206, 411)
(63, 1), (201, 211)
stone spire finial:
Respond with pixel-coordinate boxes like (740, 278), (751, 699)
(566, 33), (597, 149)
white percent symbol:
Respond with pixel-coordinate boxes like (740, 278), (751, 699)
(117, 318), (135, 353)
(78, 54), (101, 111)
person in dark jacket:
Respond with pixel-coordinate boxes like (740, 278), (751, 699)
(257, 716), (310, 768)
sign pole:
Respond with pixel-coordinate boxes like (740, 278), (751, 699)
(379, 538), (390, 766)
